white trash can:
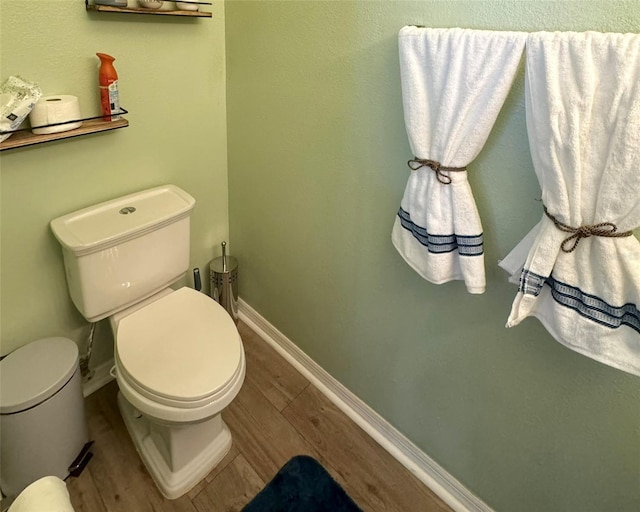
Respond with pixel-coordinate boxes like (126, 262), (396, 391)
(0, 337), (90, 497)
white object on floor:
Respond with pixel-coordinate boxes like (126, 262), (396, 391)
(392, 26), (526, 294)
(49, 185), (246, 499)
(502, 31), (640, 376)
(7, 476), (74, 512)
(0, 338), (88, 497)
(117, 391), (233, 498)
(112, 287), (246, 498)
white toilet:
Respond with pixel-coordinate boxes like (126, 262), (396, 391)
(50, 184), (245, 499)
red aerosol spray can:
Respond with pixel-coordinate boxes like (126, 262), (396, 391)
(96, 53), (120, 121)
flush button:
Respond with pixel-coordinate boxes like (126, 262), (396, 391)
(119, 206), (136, 215)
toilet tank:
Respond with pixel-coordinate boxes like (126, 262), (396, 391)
(50, 185), (196, 322)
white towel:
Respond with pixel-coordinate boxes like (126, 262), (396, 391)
(502, 31), (640, 376)
(8, 476), (75, 512)
(392, 27), (526, 294)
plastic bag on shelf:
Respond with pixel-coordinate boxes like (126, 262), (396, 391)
(0, 76), (42, 142)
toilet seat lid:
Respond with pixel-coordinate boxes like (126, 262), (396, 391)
(116, 287), (241, 403)
(0, 337), (79, 414)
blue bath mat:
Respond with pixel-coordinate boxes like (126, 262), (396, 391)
(242, 455), (363, 512)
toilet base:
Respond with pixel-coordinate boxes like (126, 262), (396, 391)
(117, 392), (232, 499)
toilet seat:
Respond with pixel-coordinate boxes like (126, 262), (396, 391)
(115, 287), (242, 409)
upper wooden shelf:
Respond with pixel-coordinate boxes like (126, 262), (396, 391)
(0, 118), (129, 152)
(86, 3), (212, 17)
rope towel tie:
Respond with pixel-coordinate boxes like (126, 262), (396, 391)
(407, 158), (467, 185)
(543, 205), (633, 253)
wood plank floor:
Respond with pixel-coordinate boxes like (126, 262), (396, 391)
(67, 322), (452, 512)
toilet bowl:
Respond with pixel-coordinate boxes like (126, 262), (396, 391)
(109, 286), (245, 499)
(49, 185), (246, 499)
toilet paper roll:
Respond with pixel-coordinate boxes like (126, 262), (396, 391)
(29, 95), (82, 135)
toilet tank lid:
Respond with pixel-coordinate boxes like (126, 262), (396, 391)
(0, 337), (79, 414)
(50, 185), (196, 256)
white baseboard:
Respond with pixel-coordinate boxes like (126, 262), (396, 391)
(82, 357), (115, 397)
(238, 298), (493, 512)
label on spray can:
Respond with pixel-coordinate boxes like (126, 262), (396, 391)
(99, 80), (120, 121)
(107, 81), (120, 120)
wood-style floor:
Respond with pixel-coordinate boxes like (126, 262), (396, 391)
(67, 322), (452, 512)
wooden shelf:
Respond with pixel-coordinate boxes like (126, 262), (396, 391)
(86, 4), (212, 17)
(0, 118), (129, 151)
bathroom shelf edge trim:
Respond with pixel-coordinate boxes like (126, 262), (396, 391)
(86, 4), (212, 18)
(0, 118), (129, 152)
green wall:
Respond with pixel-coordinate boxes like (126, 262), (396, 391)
(225, 2), (640, 511)
(2, 1), (639, 511)
(0, 1), (228, 362)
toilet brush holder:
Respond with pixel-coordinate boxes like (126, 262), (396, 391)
(209, 241), (238, 324)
